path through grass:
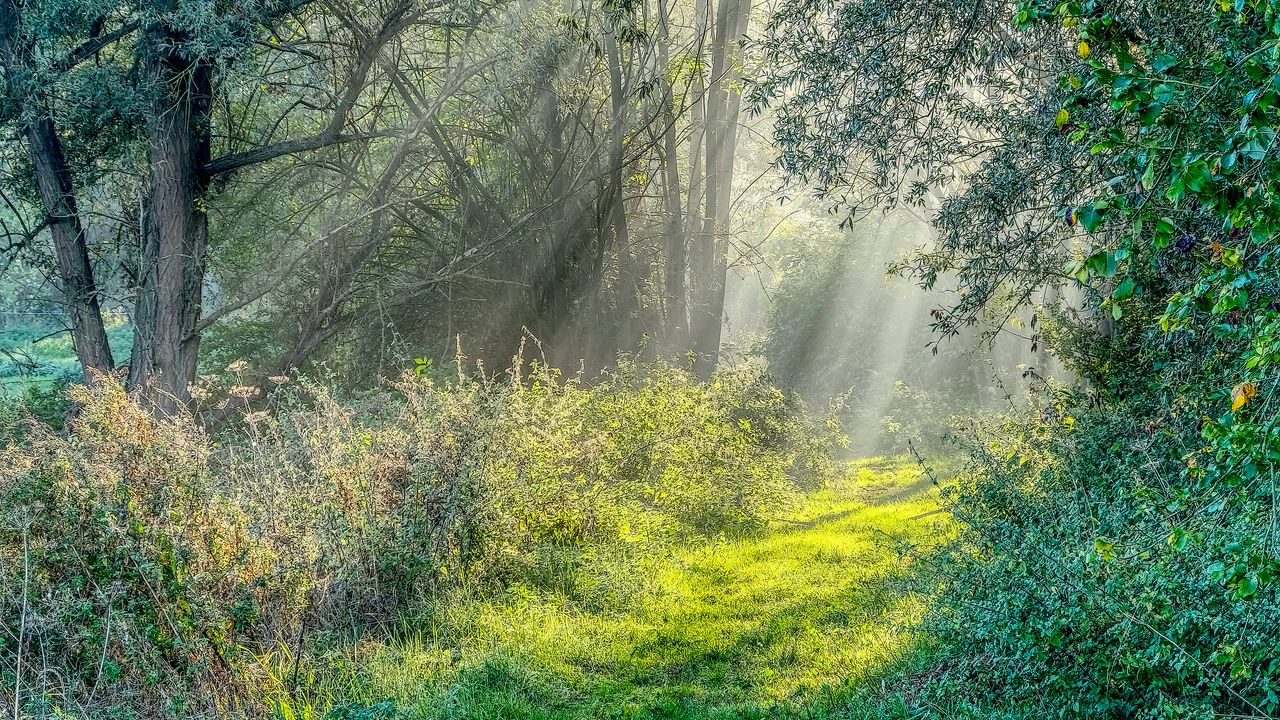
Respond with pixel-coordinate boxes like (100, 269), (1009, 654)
(289, 458), (948, 720)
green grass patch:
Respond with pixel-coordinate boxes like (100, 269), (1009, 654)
(0, 319), (131, 392)
(280, 458), (950, 720)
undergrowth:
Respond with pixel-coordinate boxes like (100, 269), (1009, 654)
(267, 458), (951, 720)
(0, 361), (847, 719)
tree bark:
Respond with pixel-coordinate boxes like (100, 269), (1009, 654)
(604, 29), (641, 362)
(129, 21), (214, 414)
(683, 0), (709, 327)
(24, 116), (115, 380)
(691, 0), (748, 377)
(657, 0), (689, 353)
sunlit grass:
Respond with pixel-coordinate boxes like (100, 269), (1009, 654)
(278, 457), (950, 720)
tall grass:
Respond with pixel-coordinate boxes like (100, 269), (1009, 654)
(0, 361), (843, 719)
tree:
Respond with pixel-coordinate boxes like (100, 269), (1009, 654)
(1, 0), (769, 408)
(0, 4), (128, 379)
(0, 1), (458, 410)
(753, 0), (1080, 343)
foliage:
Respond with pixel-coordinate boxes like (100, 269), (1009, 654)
(0, 379), (74, 438)
(752, 0), (1081, 340)
(0, 381), (288, 718)
(757, 0), (1280, 715)
(0, 362), (841, 718)
(912, 396), (1277, 718)
(0, 0), (763, 398)
(272, 458), (946, 720)
(894, 0), (1280, 716)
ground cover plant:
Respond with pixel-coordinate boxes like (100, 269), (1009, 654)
(0, 362), (854, 719)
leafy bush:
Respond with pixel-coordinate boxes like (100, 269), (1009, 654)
(0, 379), (75, 437)
(0, 382), (289, 719)
(0, 361), (841, 718)
(865, 0), (1280, 715)
(916, 382), (1280, 719)
(751, 0), (1280, 713)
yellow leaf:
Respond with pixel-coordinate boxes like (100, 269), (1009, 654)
(1078, 41), (1091, 59)
(1056, 108), (1070, 128)
(1231, 382), (1258, 412)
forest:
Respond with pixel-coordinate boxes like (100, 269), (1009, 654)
(1, 0), (1277, 717)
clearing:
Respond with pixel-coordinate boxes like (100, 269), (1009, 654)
(283, 458), (949, 720)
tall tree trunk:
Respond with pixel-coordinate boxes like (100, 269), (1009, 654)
(658, 0), (689, 354)
(129, 23), (213, 414)
(699, 0), (751, 372)
(691, 0), (748, 377)
(0, 6), (114, 382)
(684, 0), (709, 322)
(25, 116), (115, 380)
(604, 29), (638, 362)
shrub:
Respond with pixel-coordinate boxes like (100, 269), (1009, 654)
(918, 386), (1280, 719)
(0, 382), (290, 719)
(0, 360), (841, 718)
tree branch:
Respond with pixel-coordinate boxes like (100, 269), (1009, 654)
(204, 130), (401, 175)
(204, 0), (420, 176)
(55, 20), (140, 73)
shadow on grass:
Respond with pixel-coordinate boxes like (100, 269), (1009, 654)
(300, 474), (953, 720)
(404, 552), (932, 718)
(860, 473), (938, 506)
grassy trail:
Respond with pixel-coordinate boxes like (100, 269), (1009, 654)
(295, 459), (947, 720)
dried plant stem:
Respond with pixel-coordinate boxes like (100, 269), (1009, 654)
(14, 528), (29, 720)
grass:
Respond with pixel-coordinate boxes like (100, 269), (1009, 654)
(279, 457), (950, 720)
(0, 319), (132, 392)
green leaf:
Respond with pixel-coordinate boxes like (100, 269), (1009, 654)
(1141, 160), (1155, 189)
(1114, 277), (1136, 301)
(1077, 204), (1104, 232)
(1238, 575), (1259, 599)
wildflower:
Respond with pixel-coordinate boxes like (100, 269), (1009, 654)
(268, 375), (290, 385)
(230, 385), (262, 399)
(227, 360), (249, 372)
